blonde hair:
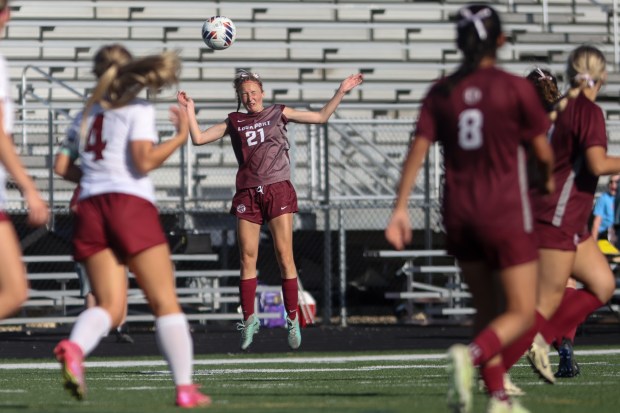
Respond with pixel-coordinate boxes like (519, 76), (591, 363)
(80, 45), (181, 138)
(557, 45), (607, 112)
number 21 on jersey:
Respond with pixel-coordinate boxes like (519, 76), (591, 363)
(246, 128), (265, 146)
(84, 114), (106, 160)
(458, 109), (483, 150)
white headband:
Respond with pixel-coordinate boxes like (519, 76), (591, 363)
(574, 73), (596, 88)
(536, 68), (553, 81)
(458, 7), (492, 40)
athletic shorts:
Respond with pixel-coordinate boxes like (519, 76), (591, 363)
(446, 224), (539, 270)
(535, 220), (590, 251)
(73, 193), (167, 262)
(0, 211), (9, 222)
(230, 180), (298, 225)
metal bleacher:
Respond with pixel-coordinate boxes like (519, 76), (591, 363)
(5, 0), (620, 211)
(5, 0), (620, 325)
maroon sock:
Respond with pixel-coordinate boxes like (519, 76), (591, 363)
(563, 325), (578, 344)
(542, 289), (604, 344)
(481, 363), (508, 401)
(552, 287), (579, 347)
(502, 311), (546, 370)
(469, 328), (502, 366)
(281, 277), (299, 320)
(239, 278), (258, 321)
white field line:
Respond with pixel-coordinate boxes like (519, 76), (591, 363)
(1, 348), (619, 371)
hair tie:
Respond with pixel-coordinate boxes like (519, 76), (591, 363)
(458, 7), (492, 40)
(574, 73), (596, 88)
(535, 68), (553, 81)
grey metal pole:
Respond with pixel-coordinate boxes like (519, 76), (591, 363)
(338, 207), (347, 327)
(322, 124), (332, 325)
(48, 108), (55, 229)
(179, 141), (186, 229)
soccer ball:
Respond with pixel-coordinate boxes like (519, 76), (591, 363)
(201, 16), (236, 50)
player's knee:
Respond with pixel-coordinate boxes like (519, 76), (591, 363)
(594, 274), (616, 304)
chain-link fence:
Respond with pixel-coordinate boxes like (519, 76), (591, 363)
(8, 105), (452, 325)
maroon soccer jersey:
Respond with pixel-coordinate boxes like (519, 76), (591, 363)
(415, 67), (550, 233)
(532, 92), (608, 234)
(227, 104), (291, 190)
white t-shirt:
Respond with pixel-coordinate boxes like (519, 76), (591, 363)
(0, 54), (15, 209)
(65, 99), (159, 204)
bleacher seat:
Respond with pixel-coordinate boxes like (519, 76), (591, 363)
(4, 0), (620, 211)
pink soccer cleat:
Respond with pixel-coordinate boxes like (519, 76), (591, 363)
(54, 339), (86, 400)
(176, 384), (212, 408)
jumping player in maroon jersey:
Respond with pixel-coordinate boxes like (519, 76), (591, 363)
(524, 45), (618, 385)
(177, 70), (363, 351)
(385, 5), (554, 413)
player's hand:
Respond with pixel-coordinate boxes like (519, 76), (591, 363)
(339, 73), (364, 94)
(170, 105), (189, 140)
(176, 91), (195, 112)
(385, 208), (412, 250)
(25, 190), (49, 227)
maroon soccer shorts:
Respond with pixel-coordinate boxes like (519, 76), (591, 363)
(73, 193), (167, 262)
(535, 220), (590, 251)
(0, 211), (9, 222)
(230, 180), (299, 225)
(446, 224), (539, 270)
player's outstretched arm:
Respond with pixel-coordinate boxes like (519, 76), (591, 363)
(385, 135), (431, 250)
(177, 91), (228, 146)
(284, 73), (364, 124)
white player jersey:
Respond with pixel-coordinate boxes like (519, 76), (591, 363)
(67, 99), (159, 204)
(0, 54), (15, 209)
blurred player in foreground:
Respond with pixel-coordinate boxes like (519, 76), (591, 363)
(0, 0), (49, 323)
(385, 4), (554, 413)
(525, 45), (618, 386)
(53, 44), (210, 408)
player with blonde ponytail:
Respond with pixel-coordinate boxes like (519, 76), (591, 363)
(525, 45), (618, 385)
(53, 44), (210, 408)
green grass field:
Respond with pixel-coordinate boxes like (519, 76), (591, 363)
(1, 348), (620, 412)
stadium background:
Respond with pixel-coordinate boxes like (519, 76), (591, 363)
(3, 0), (620, 327)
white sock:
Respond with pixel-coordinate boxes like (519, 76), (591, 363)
(69, 307), (112, 356)
(155, 313), (193, 386)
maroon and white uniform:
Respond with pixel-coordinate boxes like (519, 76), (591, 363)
(416, 66), (550, 269)
(532, 92), (608, 250)
(69, 100), (167, 261)
(227, 104), (298, 224)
